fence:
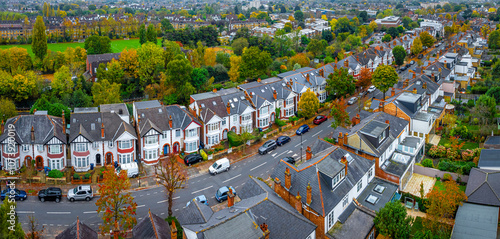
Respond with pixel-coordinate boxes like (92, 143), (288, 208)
(414, 165), (469, 183)
(455, 93), (481, 100)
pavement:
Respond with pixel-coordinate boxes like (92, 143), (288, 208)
(403, 173), (436, 198)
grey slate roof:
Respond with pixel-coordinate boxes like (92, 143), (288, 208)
(358, 177), (399, 212)
(100, 103), (129, 117)
(484, 136), (500, 149)
(238, 78), (294, 109)
(0, 115), (66, 145)
(137, 105), (200, 137)
(133, 210), (172, 239)
(69, 112), (136, 143)
(465, 168), (500, 207)
(271, 143), (374, 216)
(478, 149), (500, 169)
(55, 218), (98, 239)
(217, 88), (255, 117)
(134, 100), (162, 110)
(329, 204), (375, 239)
(202, 213), (264, 239)
(451, 202), (499, 239)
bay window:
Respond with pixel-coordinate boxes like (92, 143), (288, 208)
(49, 145), (62, 154)
(75, 156), (89, 168)
(118, 140), (132, 149)
(4, 158), (19, 170)
(285, 108), (294, 117)
(145, 149), (158, 161)
(186, 129), (197, 138)
(259, 107), (269, 116)
(185, 141), (197, 152)
(242, 114), (251, 123)
(119, 153), (133, 164)
(74, 143), (88, 152)
(207, 123), (219, 133)
(286, 98), (294, 107)
(232, 115), (238, 123)
(175, 129), (181, 137)
(145, 136), (158, 145)
(207, 135), (219, 145)
(259, 118), (269, 128)
(49, 158), (63, 170)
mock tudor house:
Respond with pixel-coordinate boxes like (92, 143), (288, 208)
(278, 67), (328, 103)
(69, 107), (137, 172)
(134, 100), (201, 165)
(0, 111), (67, 171)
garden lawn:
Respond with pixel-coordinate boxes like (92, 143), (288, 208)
(410, 216), (452, 239)
(433, 180), (466, 192)
(438, 137), (479, 150)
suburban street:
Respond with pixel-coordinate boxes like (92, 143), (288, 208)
(14, 103), (364, 237)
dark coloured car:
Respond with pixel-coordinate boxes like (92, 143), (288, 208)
(259, 140), (277, 154)
(276, 136), (291, 146)
(283, 157), (296, 164)
(38, 187), (62, 203)
(184, 153), (203, 166)
(296, 124), (310, 135)
(313, 115), (327, 125)
(215, 186), (236, 203)
(1, 189), (27, 201)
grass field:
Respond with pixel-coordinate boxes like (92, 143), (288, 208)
(0, 38), (162, 58)
(433, 180), (466, 192)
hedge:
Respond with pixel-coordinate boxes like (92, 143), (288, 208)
(227, 131), (242, 147)
(48, 169), (63, 178)
(437, 160), (476, 175)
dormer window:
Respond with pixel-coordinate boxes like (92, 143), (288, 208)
(379, 130), (386, 143)
(332, 169), (345, 189)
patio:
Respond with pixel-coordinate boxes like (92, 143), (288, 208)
(403, 173), (436, 198)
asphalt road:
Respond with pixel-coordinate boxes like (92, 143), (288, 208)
(14, 106), (364, 237)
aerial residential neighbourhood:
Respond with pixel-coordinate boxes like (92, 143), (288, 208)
(0, 0), (499, 238)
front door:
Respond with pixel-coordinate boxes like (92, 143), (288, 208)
(106, 153), (112, 165)
(164, 145), (170, 155)
(25, 156), (32, 168)
(35, 156), (43, 170)
(223, 130), (228, 140)
(173, 143), (179, 154)
(96, 154), (101, 165)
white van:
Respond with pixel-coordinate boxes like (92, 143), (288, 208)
(209, 158), (230, 175)
(116, 162), (139, 178)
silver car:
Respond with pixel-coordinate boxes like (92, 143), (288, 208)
(67, 185), (93, 202)
(347, 97), (358, 105)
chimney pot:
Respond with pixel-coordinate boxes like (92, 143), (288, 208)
(391, 88), (395, 97)
(413, 87), (417, 94)
(227, 102), (231, 114)
(295, 191), (302, 212)
(169, 115), (173, 128)
(344, 133), (348, 146)
(306, 146), (312, 160)
(101, 123), (105, 138)
(227, 187), (235, 208)
(213, 88), (217, 93)
(378, 101), (384, 112)
(257, 78), (261, 83)
(341, 156), (348, 177)
(285, 167), (291, 190)
(273, 89), (277, 100)
(306, 183), (312, 205)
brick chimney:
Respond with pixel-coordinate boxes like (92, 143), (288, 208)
(340, 156), (348, 177)
(356, 114), (360, 125)
(413, 72), (416, 79)
(31, 126), (34, 142)
(343, 133), (348, 146)
(335, 57), (338, 64)
(385, 120), (390, 131)
(344, 59), (349, 67)
(285, 167), (291, 190)
(319, 69), (324, 77)
(357, 55), (359, 62)
(213, 88), (217, 93)
(444, 60), (447, 69)
(101, 123), (105, 138)
(170, 219), (178, 239)
(378, 101), (384, 112)
(306, 146), (312, 160)
(334, 64), (338, 71)
(260, 223), (270, 239)
(413, 87), (417, 94)
(380, 46), (384, 51)
(227, 102), (231, 115)
(423, 82), (427, 89)
(391, 88), (395, 97)
(227, 187), (235, 208)
(62, 110), (66, 134)
(295, 191), (302, 212)
(403, 79), (409, 88)
(338, 132), (343, 147)
(169, 115), (173, 128)
(257, 78), (261, 83)
(306, 183), (312, 205)
(273, 90), (277, 100)
(305, 74), (310, 84)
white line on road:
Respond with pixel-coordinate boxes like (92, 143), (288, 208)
(223, 174), (241, 183)
(294, 143), (300, 147)
(83, 211), (97, 214)
(157, 200), (168, 204)
(47, 212), (71, 215)
(137, 205), (145, 208)
(288, 150), (293, 154)
(173, 196), (180, 200)
(17, 211), (35, 214)
(271, 153), (277, 157)
(175, 209), (179, 211)
(250, 162), (267, 171)
(191, 185), (213, 194)
(275, 151), (287, 159)
(312, 130), (323, 137)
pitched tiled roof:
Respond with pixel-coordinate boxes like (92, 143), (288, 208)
(0, 114), (66, 145)
(133, 210), (172, 239)
(137, 105), (199, 137)
(69, 112), (136, 143)
(465, 168), (500, 206)
(55, 218), (98, 239)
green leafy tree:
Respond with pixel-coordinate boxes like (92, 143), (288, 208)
(146, 24), (157, 45)
(0, 98), (17, 122)
(387, 27), (399, 38)
(0, 197), (25, 238)
(84, 35), (111, 55)
(298, 88), (319, 118)
(486, 86), (500, 104)
(306, 39), (328, 58)
(325, 67), (355, 97)
(166, 55), (195, 104)
(96, 59), (124, 84)
(476, 95), (497, 120)
(52, 65), (73, 97)
(190, 68), (209, 92)
(411, 37), (423, 55)
(488, 30), (500, 49)
(372, 64), (399, 101)
(215, 51), (231, 69)
(139, 24), (146, 45)
(138, 42), (165, 89)
(161, 19), (174, 33)
(231, 38), (249, 56)
(163, 40), (183, 66)
(330, 97), (350, 129)
(374, 202), (413, 239)
(70, 89), (93, 108)
(294, 10), (304, 22)
(92, 79), (122, 106)
(392, 46), (407, 66)
(32, 16), (47, 60)
(382, 34), (392, 42)
(420, 31), (436, 48)
(241, 46), (272, 79)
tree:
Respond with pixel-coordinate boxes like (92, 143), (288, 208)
(138, 42), (165, 88)
(294, 10), (304, 22)
(231, 38), (249, 56)
(228, 55), (242, 82)
(92, 79), (122, 106)
(241, 46), (272, 79)
(0, 198), (25, 238)
(476, 95), (497, 120)
(64, 47), (87, 77)
(95, 169), (137, 237)
(166, 55), (195, 104)
(420, 31), (436, 48)
(120, 48), (139, 78)
(96, 59), (124, 84)
(25, 214), (44, 239)
(163, 40), (183, 66)
(372, 64), (399, 101)
(424, 180), (466, 237)
(0, 98), (17, 123)
(306, 39), (328, 58)
(139, 24), (146, 45)
(298, 88), (319, 118)
(392, 46), (407, 66)
(387, 27), (399, 38)
(84, 35), (112, 55)
(161, 19), (174, 33)
(146, 24), (157, 45)
(204, 48), (217, 67)
(32, 16), (47, 60)
(357, 67), (372, 88)
(215, 51), (231, 69)
(374, 202), (413, 239)
(330, 97), (350, 129)
(369, 21), (378, 32)
(326, 67), (356, 97)
(488, 30), (500, 49)
(486, 86), (500, 103)
(4, 47), (32, 74)
(289, 53), (310, 68)
(52, 65), (73, 97)
(411, 37), (423, 55)
(70, 89), (93, 108)
(382, 34), (392, 42)
(154, 156), (187, 217)
(190, 68), (209, 91)
(238, 132), (254, 155)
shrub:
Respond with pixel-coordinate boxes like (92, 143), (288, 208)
(19, 165), (26, 174)
(275, 118), (287, 127)
(427, 145), (446, 158)
(200, 150), (208, 161)
(84, 173), (91, 179)
(288, 116), (299, 122)
(461, 149), (475, 161)
(399, 192), (427, 213)
(227, 131), (242, 147)
(460, 162), (476, 175)
(446, 148), (460, 161)
(450, 125), (472, 140)
(323, 137), (336, 144)
(213, 144), (225, 152)
(73, 173), (80, 179)
(422, 158), (434, 168)
(442, 173), (453, 181)
(48, 169), (63, 178)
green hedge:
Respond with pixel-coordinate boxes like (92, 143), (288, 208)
(421, 158), (434, 168)
(48, 169), (63, 178)
(227, 131), (242, 147)
(437, 160), (476, 175)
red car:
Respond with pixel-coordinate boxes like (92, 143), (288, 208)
(313, 115), (327, 125)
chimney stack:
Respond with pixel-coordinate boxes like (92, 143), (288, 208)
(403, 79), (409, 88)
(227, 102), (231, 115)
(341, 156), (348, 177)
(413, 87), (417, 94)
(413, 72), (416, 79)
(334, 64), (338, 71)
(62, 110), (66, 134)
(391, 88), (395, 97)
(306, 146), (312, 160)
(169, 115), (173, 128)
(335, 57), (338, 64)
(295, 191), (302, 212)
(213, 88), (217, 93)
(273, 89), (277, 100)
(31, 126), (34, 142)
(227, 187), (235, 208)
(170, 219), (178, 239)
(356, 114), (360, 125)
(306, 74), (310, 84)
(319, 69), (324, 77)
(338, 132), (343, 147)
(260, 223), (270, 239)
(379, 101), (384, 112)
(101, 123), (105, 138)
(344, 133), (348, 146)
(257, 78), (261, 83)
(385, 120), (390, 131)
(357, 55), (359, 62)
(285, 167), (291, 190)
(344, 59), (349, 68)
(423, 82), (427, 89)
(306, 183), (312, 205)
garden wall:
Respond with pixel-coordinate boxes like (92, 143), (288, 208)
(414, 165), (469, 183)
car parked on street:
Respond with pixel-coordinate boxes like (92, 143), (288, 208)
(367, 85), (376, 93)
(313, 115), (327, 125)
(283, 157), (296, 164)
(276, 136), (291, 146)
(296, 124), (310, 135)
(410, 60), (415, 65)
(67, 185), (93, 202)
(38, 187), (62, 202)
(186, 195), (209, 207)
(259, 140), (277, 154)
(184, 153), (203, 166)
(215, 186), (236, 203)
(209, 158), (230, 175)
(347, 97), (358, 105)
(0, 189), (27, 201)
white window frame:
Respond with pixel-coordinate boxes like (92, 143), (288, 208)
(327, 211), (335, 229)
(285, 108), (294, 117)
(342, 195), (349, 208)
(232, 115), (238, 123)
(186, 129), (197, 138)
(222, 118), (227, 126)
(207, 123), (219, 133)
(286, 98), (294, 107)
(175, 129), (181, 137)
(260, 106), (269, 116)
(357, 180), (363, 192)
(49, 145), (62, 154)
(74, 143), (88, 152)
(75, 156), (89, 168)
(4, 158), (19, 170)
(207, 134), (219, 145)
(119, 153), (133, 164)
(242, 114), (251, 123)
(145, 136), (158, 145)
(37, 145), (44, 152)
(49, 158), (63, 170)
(22, 144), (29, 152)
(145, 149), (158, 161)
(368, 167), (374, 179)
(92, 142), (99, 149)
(185, 141), (197, 152)
(118, 140), (132, 149)
(259, 118), (269, 128)
(162, 131), (168, 139)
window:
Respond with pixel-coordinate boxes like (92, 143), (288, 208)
(119, 153), (133, 164)
(242, 114), (251, 123)
(379, 130), (386, 143)
(259, 106), (269, 116)
(145, 136), (158, 145)
(50, 158), (63, 170)
(185, 141), (197, 152)
(277, 100), (283, 108)
(118, 140), (132, 149)
(259, 118), (269, 128)
(232, 115), (238, 123)
(332, 170), (345, 188)
(162, 131), (168, 139)
(22, 145), (29, 152)
(357, 180), (363, 192)
(74, 143), (88, 152)
(319, 92), (327, 102)
(327, 211), (335, 229)
(93, 142), (99, 149)
(368, 167), (374, 179)
(286, 98), (294, 107)
(320, 84), (326, 91)
(37, 145), (44, 152)
(186, 129), (197, 138)
(342, 195), (349, 208)
(207, 135), (219, 145)
(4, 143), (17, 154)
(285, 108), (294, 117)
(242, 124), (252, 133)
(145, 149), (158, 161)
(4, 158), (19, 170)
(222, 118), (227, 126)
(207, 123), (219, 132)
(49, 145), (62, 154)
(75, 156), (89, 168)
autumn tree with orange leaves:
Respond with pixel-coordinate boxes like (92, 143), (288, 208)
(424, 180), (467, 237)
(155, 155), (188, 217)
(356, 67), (372, 89)
(95, 169), (137, 236)
(330, 97), (351, 129)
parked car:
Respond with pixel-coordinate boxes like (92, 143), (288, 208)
(276, 136), (291, 146)
(410, 60), (415, 65)
(296, 124), (310, 135)
(38, 187), (62, 202)
(215, 186), (236, 203)
(418, 54), (423, 59)
(347, 97), (358, 105)
(67, 185), (93, 202)
(186, 195), (209, 207)
(313, 115), (327, 125)
(359, 91), (367, 98)
(259, 140), (277, 155)
(283, 157), (296, 164)
(184, 153), (203, 166)
(209, 158), (230, 175)
(115, 162), (139, 178)
(400, 66), (407, 71)
(0, 189), (27, 201)
(367, 85), (377, 93)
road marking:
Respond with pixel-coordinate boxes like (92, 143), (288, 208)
(42, 224), (47, 226)
(292, 154), (298, 157)
(139, 195), (143, 197)
(303, 139), (307, 143)
(250, 162), (267, 171)
(154, 192), (158, 194)
(294, 143), (300, 147)
(312, 130), (323, 137)
(191, 185), (213, 194)
(50, 224), (53, 226)
(83, 211), (97, 214)
(64, 224), (68, 226)
(222, 174), (241, 183)
(275, 151), (287, 158)
(17, 211), (34, 214)
(288, 150), (293, 154)
(47, 212), (71, 215)
(175, 209), (179, 211)
(147, 193), (150, 196)
(57, 224), (61, 226)
(272, 153), (277, 157)
(173, 196), (180, 200)
(161, 213), (165, 215)
(157, 200), (168, 204)
(137, 205), (145, 208)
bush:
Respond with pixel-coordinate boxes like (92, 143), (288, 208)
(275, 118), (287, 127)
(213, 144), (225, 153)
(450, 125), (472, 140)
(19, 165), (26, 174)
(422, 158), (434, 168)
(288, 116), (299, 122)
(73, 173), (80, 180)
(48, 169), (63, 178)
(84, 173), (91, 179)
(427, 145), (447, 158)
(200, 149), (208, 161)
(227, 131), (242, 147)
(323, 137), (336, 144)
(442, 173), (453, 181)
